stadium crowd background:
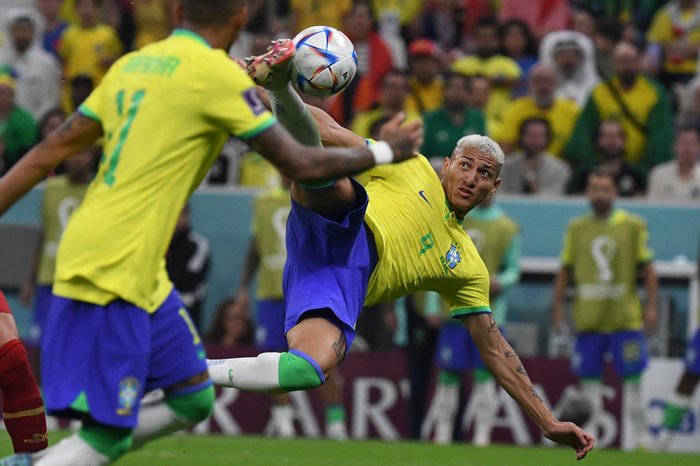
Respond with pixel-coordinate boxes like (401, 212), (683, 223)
(1, 0), (700, 449)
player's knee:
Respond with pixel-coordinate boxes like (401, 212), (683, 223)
(278, 350), (326, 391)
(166, 385), (215, 425)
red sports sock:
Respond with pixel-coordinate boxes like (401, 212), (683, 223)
(0, 339), (48, 453)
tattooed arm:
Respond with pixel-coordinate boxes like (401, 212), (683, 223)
(248, 114), (421, 183)
(464, 313), (595, 460)
(0, 113), (102, 215)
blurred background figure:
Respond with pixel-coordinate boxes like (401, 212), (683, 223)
(351, 69), (418, 138)
(205, 297), (254, 349)
(421, 194), (520, 446)
(540, 29), (599, 107)
(452, 18), (521, 134)
(574, 120), (647, 197)
(646, 0), (700, 87)
(647, 124), (700, 201)
(166, 204), (211, 331)
(500, 118), (571, 196)
(330, 0), (393, 126)
(0, 7), (61, 122)
(496, 63), (580, 157)
(498, 19), (538, 97)
(36, 0), (69, 59)
(20, 146), (97, 378)
(565, 42), (673, 175)
(0, 68), (37, 176)
(420, 72), (485, 163)
(552, 167), (658, 450)
(405, 38), (445, 115)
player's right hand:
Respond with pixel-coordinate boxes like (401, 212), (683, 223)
(379, 112), (423, 163)
(544, 421), (595, 461)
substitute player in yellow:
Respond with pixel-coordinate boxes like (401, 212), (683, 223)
(0, 1), (421, 464)
(208, 39), (595, 460)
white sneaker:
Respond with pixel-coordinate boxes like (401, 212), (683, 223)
(271, 405), (295, 439)
(326, 420), (348, 440)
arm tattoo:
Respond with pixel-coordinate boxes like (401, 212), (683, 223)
(530, 386), (544, 403)
(332, 332), (347, 364)
(516, 364), (528, 376)
(487, 314), (498, 333)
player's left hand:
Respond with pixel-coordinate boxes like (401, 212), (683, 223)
(379, 113), (423, 162)
(543, 421), (595, 460)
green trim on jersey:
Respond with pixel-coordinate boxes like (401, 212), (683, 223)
(450, 305), (491, 318)
(171, 29), (210, 48)
(78, 105), (101, 123)
(238, 115), (277, 140)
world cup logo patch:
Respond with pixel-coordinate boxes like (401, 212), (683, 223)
(445, 243), (461, 269)
(117, 376), (140, 416)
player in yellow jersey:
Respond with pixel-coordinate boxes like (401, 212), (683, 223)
(207, 39), (594, 460)
(0, 1), (421, 464)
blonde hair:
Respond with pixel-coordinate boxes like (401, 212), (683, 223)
(453, 134), (505, 165)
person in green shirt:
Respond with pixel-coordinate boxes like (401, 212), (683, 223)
(552, 166), (659, 450)
(0, 70), (38, 175)
(420, 72), (486, 164)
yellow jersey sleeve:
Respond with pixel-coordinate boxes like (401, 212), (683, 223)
(447, 258), (492, 319)
(646, 10), (673, 43)
(560, 225), (574, 266)
(203, 59), (276, 140)
(638, 223), (654, 263)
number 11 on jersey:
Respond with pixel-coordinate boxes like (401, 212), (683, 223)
(103, 89), (146, 186)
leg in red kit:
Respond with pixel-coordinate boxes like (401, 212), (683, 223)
(0, 291), (48, 453)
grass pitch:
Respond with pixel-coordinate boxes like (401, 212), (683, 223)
(1, 433), (699, 465)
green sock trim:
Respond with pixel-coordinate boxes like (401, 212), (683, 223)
(438, 370), (461, 386)
(166, 385), (215, 423)
(69, 391), (89, 413)
(663, 403), (686, 430)
(326, 404), (346, 423)
(79, 425), (133, 461)
(580, 376), (603, 383)
(299, 179), (337, 190)
(278, 352), (324, 391)
(474, 368), (493, 383)
(623, 373), (642, 383)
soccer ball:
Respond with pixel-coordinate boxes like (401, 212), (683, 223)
(558, 386), (593, 427)
(291, 25), (357, 97)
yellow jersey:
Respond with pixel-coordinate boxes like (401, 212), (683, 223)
(59, 23), (122, 84)
(251, 187), (290, 300)
(359, 155), (491, 318)
(54, 29), (276, 312)
(647, 7), (700, 75)
(496, 96), (580, 157)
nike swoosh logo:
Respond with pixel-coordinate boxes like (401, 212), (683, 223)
(418, 190), (431, 206)
(228, 368), (234, 387)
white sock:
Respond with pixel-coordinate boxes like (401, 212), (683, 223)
(580, 381), (603, 435)
(270, 404), (295, 438)
(207, 353), (281, 392)
(623, 380), (647, 450)
(473, 381), (498, 446)
(326, 420), (348, 440)
(131, 399), (191, 450)
(35, 434), (110, 466)
(432, 383), (460, 445)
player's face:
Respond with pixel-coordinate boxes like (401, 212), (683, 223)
(586, 175), (616, 214)
(440, 148), (501, 218)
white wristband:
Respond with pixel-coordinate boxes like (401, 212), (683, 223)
(369, 141), (394, 165)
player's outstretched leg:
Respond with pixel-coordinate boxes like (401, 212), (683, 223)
(207, 317), (342, 393)
(472, 371), (498, 447)
(0, 293), (48, 455)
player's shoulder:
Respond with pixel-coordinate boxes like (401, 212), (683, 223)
(567, 213), (592, 230)
(614, 209), (647, 228)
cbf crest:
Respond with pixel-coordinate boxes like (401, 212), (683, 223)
(445, 243), (461, 269)
(117, 376), (140, 416)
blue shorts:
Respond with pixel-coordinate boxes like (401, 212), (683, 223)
(27, 284), (53, 348)
(256, 298), (288, 351)
(572, 331), (648, 379)
(282, 179), (376, 354)
(435, 323), (505, 372)
(41, 289), (210, 428)
(685, 329), (700, 376)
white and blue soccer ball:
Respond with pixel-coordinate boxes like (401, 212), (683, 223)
(291, 25), (357, 97)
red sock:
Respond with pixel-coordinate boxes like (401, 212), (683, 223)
(0, 339), (48, 453)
